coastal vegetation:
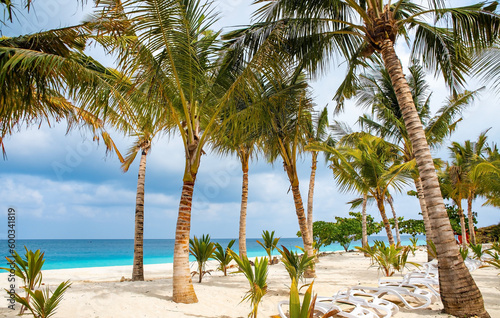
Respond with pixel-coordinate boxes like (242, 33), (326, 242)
(2, 0), (500, 317)
(1, 247), (71, 317)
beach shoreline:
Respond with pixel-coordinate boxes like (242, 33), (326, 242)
(0, 250), (498, 318)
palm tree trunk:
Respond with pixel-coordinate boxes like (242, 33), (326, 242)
(361, 193), (368, 249)
(467, 196), (476, 245)
(376, 197), (395, 245)
(173, 178), (198, 303)
(380, 39), (489, 318)
(132, 150), (147, 281)
(414, 176), (435, 261)
(387, 196), (401, 245)
(239, 154), (249, 258)
(290, 184), (315, 277)
(457, 200), (468, 249)
(307, 152), (318, 236)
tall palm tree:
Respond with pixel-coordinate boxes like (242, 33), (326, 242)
(386, 194), (400, 245)
(449, 130), (500, 245)
(119, 111), (167, 281)
(211, 109), (259, 259)
(258, 69), (316, 276)
(324, 133), (412, 245)
(226, 1), (499, 315)
(355, 61), (479, 257)
(305, 106), (330, 236)
(93, 0), (292, 303)
(439, 160), (469, 249)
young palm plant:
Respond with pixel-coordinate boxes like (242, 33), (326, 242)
(189, 235), (215, 283)
(277, 246), (315, 288)
(14, 280), (71, 318)
(229, 251), (268, 318)
(356, 241), (419, 277)
(1, 247), (44, 315)
(256, 230), (280, 263)
(213, 239), (235, 276)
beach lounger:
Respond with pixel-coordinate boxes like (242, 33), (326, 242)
(277, 299), (378, 318)
(327, 287), (399, 318)
(379, 257), (481, 300)
(340, 285), (433, 310)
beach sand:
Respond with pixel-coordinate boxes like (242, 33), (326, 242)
(0, 250), (498, 318)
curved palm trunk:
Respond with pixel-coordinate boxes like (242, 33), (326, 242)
(239, 153), (249, 258)
(361, 193), (368, 249)
(467, 195), (476, 245)
(381, 39), (489, 317)
(457, 200), (467, 249)
(376, 197), (395, 245)
(414, 176), (434, 261)
(307, 152), (318, 236)
(290, 184), (315, 277)
(387, 197), (401, 245)
(173, 178), (198, 303)
(132, 150), (147, 281)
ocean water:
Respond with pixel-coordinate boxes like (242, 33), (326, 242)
(0, 235), (425, 270)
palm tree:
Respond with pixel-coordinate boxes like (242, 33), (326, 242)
(439, 161), (469, 249)
(449, 130), (500, 245)
(386, 194), (401, 245)
(257, 69), (316, 276)
(120, 115), (166, 281)
(315, 133), (412, 245)
(305, 106), (330, 236)
(92, 0), (292, 303)
(355, 61), (479, 257)
(226, 2), (499, 315)
(211, 105), (259, 259)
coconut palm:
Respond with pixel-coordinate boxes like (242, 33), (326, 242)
(386, 194), (401, 245)
(225, 1), (499, 315)
(257, 69), (317, 276)
(211, 104), (260, 259)
(448, 130), (500, 245)
(119, 114), (167, 281)
(439, 161), (469, 249)
(315, 133), (412, 245)
(305, 106), (330, 236)
(356, 61), (480, 253)
(91, 0), (293, 303)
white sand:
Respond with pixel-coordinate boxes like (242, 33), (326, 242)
(0, 250), (498, 318)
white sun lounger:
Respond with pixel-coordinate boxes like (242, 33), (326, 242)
(341, 285), (433, 310)
(328, 287), (399, 318)
(379, 257), (482, 300)
(277, 299), (378, 318)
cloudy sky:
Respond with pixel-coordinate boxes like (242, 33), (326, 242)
(1, 0), (498, 240)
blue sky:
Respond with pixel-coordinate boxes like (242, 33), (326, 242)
(0, 0), (499, 240)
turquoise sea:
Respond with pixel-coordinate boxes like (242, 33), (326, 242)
(0, 235), (425, 270)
